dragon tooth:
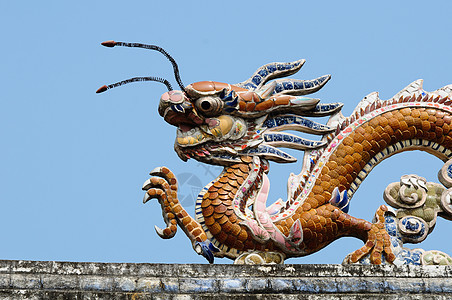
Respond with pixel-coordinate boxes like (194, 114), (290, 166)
(222, 147), (238, 155)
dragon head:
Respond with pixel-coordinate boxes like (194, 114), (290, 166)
(97, 41), (343, 166)
(158, 86), (251, 165)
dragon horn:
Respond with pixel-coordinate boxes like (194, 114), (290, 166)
(263, 74), (331, 96)
(235, 60), (306, 90)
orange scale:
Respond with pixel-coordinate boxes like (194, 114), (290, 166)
(254, 100), (274, 111)
(238, 91), (255, 102)
(191, 81), (216, 93)
(246, 102), (256, 111)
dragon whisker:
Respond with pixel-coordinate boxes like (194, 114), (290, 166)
(96, 76), (173, 93)
(242, 145), (296, 163)
(235, 60), (306, 90)
(266, 74), (331, 96)
(264, 115), (335, 134)
(263, 132), (326, 150)
(101, 40), (185, 92)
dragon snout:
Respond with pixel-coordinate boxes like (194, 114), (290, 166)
(161, 90), (185, 104)
(158, 91), (206, 129)
(158, 90), (192, 117)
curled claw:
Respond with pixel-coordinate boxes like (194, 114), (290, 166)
(142, 178), (152, 191)
(142, 166), (208, 255)
(142, 178), (175, 203)
(149, 167), (178, 191)
(142, 177), (173, 195)
(143, 192), (150, 203)
(194, 240), (220, 264)
(142, 172), (179, 239)
(346, 205), (395, 264)
(155, 225), (175, 239)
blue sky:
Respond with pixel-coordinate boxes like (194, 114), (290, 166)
(1, 1), (451, 264)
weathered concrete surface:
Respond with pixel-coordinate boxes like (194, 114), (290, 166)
(0, 260), (451, 299)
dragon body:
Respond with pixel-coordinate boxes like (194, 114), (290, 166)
(142, 61), (452, 264)
(96, 41), (452, 264)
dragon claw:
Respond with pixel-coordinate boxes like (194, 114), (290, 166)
(143, 192), (151, 203)
(154, 225), (175, 239)
(142, 178), (152, 190)
(346, 205), (395, 264)
(149, 167), (162, 176)
(154, 225), (176, 239)
(194, 240), (220, 264)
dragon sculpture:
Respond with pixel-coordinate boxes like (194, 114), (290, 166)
(97, 41), (452, 265)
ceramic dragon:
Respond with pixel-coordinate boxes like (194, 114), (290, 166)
(97, 40), (452, 265)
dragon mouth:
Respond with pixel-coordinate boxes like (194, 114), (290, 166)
(176, 115), (248, 148)
(171, 115), (248, 165)
(178, 123), (195, 133)
(176, 126), (209, 146)
(175, 140), (246, 164)
(175, 113), (327, 165)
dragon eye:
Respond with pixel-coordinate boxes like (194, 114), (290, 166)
(200, 100), (211, 110)
(194, 97), (224, 116)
